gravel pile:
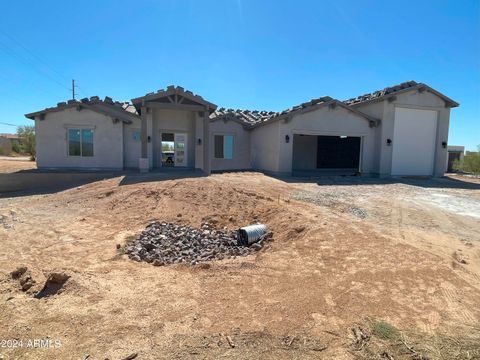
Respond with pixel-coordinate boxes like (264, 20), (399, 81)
(290, 190), (368, 219)
(125, 221), (271, 266)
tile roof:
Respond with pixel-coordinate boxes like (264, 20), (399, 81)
(343, 80), (459, 107)
(344, 81), (419, 106)
(211, 96), (334, 127)
(131, 85), (217, 110)
(25, 96), (140, 124)
(210, 108), (277, 126)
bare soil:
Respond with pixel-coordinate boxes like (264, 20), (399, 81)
(0, 157), (36, 173)
(0, 172), (479, 359)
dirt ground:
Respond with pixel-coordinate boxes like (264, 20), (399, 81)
(0, 170), (479, 359)
(0, 157), (36, 173)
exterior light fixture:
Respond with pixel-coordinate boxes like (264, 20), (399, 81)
(285, 135), (290, 143)
(198, 138), (202, 145)
(442, 141), (447, 148)
(386, 138), (392, 146)
(147, 136), (151, 143)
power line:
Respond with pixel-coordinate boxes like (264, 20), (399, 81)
(0, 122), (19, 127)
(0, 29), (71, 84)
(0, 39), (70, 92)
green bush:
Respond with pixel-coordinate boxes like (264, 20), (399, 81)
(370, 320), (398, 340)
(453, 145), (480, 175)
(16, 126), (35, 159)
(11, 141), (21, 154)
(0, 147), (4, 155)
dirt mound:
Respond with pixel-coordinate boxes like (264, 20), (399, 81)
(34, 272), (70, 299)
(125, 221), (272, 266)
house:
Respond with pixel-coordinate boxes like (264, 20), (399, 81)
(446, 146), (465, 172)
(0, 133), (20, 154)
(25, 81), (459, 177)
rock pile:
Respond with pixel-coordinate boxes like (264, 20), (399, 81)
(125, 222), (272, 266)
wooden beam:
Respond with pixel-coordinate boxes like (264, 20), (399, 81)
(144, 102), (206, 112)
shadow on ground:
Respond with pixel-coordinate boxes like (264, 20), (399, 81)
(0, 169), (207, 198)
(275, 174), (480, 190)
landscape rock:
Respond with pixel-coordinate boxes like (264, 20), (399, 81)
(11, 266), (28, 279)
(125, 222), (273, 266)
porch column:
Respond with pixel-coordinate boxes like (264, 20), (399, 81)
(203, 106), (211, 174)
(139, 105), (149, 172)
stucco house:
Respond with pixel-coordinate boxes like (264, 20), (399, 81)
(25, 81), (458, 177)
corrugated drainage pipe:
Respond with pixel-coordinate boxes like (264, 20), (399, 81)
(237, 224), (268, 246)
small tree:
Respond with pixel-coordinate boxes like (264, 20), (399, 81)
(453, 145), (480, 175)
(17, 125), (36, 160)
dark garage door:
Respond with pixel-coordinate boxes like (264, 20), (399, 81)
(316, 136), (361, 169)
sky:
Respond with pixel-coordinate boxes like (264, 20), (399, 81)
(0, 0), (479, 150)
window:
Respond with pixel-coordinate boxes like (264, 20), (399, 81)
(68, 128), (94, 157)
(214, 135), (233, 159)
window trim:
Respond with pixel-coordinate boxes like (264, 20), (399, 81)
(66, 127), (95, 157)
(213, 133), (234, 160)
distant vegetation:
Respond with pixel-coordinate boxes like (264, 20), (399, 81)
(453, 145), (480, 175)
(16, 125), (36, 160)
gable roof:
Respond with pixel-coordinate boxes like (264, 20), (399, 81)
(344, 80), (459, 108)
(210, 96), (380, 128)
(25, 96), (140, 124)
(131, 85), (217, 111)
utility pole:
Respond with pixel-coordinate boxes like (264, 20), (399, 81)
(72, 79), (76, 99)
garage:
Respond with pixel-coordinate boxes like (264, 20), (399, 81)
(292, 134), (361, 175)
(391, 107), (438, 176)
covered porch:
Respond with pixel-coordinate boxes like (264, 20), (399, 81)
(131, 86), (217, 174)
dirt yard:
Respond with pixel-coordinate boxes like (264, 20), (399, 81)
(0, 157), (36, 173)
(0, 172), (479, 359)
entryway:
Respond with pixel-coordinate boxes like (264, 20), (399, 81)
(292, 134), (362, 176)
(159, 132), (188, 168)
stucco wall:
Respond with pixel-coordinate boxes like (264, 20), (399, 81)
(274, 106), (377, 175)
(354, 90), (451, 177)
(195, 113), (204, 170)
(152, 109), (196, 168)
(210, 120), (251, 171)
(123, 117), (141, 168)
(250, 120), (280, 173)
(34, 107), (124, 169)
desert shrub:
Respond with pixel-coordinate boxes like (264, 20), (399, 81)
(11, 141), (21, 154)
(453, 145), (480, 175)
(369, 320), (398, 340)
(16, 126), (35, 159)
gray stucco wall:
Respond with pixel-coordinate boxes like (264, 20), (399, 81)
(123, 117), (141, 168)
(210, 120), (251, 171)
(354, 89), (451, 177)
(250, 120), (280, 173)
(34, 107), (124, 169)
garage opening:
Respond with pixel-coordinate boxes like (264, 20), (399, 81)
(292, 134), (361, 176)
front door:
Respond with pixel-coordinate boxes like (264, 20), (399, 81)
(174, 133), (187, 167)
